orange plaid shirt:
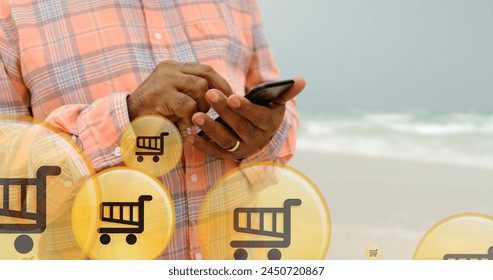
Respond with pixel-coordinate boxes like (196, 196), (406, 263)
(0, 0), (298, 259)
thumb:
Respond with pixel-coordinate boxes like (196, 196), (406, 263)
(272, 77), (306, 106)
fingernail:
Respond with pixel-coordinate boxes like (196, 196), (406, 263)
(208, 90), (219, 103)
(229, 96), (241, 108)
(194, 117), (204, 126)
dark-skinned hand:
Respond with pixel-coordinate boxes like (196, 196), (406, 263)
(127, 60), (232, 130)
(187, 77), (306, 160)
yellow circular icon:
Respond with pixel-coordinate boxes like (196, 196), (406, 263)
(414, 213), (493, 260)
(120, 115), (182, 177)
(71, 167), (175, 259)
(0, 116), (93, 260)
(198, 162), (330, 260)
(366, 245), (381, 260)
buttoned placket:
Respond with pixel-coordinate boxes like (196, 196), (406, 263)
(140, 1), (205, 260)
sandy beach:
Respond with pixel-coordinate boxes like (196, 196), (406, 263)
(289, 150), (493, 260)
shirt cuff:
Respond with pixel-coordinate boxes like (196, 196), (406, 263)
(75, 92), (131, 170)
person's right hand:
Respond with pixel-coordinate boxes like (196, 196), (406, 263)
(127, 60), (232, 130)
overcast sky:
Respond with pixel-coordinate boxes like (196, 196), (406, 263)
(258, 0), (493, 112)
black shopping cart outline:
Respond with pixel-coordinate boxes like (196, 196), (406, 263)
(443, 246), (493, 260)
(230, 198), (302, 260)
(97, 195), (153, 245)
(135, 132), (169, 162)
(0, 166), (61, 254)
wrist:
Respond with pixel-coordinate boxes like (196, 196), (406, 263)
(127, 94), (142, 121)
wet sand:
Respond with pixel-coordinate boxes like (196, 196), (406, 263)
(289, 150), (493, 259)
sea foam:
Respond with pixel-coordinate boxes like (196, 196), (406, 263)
(296, 111), (493, 169)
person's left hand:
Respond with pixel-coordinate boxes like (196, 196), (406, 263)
(186, 77), (305, 160)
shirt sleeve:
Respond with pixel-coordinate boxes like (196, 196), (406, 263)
(0, 9), (30, 116)
(0, 11), (128, 171)
(44, 94), (130, 171)
(241, 0), (299, 165)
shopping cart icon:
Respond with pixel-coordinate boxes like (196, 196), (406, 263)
(97, 195), (153, 245)
(443, 246), (493, 260)
(230, 198), (302, 260)
(369, 249), (379, 258)
(0, 166), (62, 254)
(135, 132), (169, 162)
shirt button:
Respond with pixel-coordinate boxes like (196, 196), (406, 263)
(154, 32), (163, 40)
(195, 252), (203, 260)
(191, 173), (198, 182)
(114, 147), (122, 157)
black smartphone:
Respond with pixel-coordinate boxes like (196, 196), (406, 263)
(241, 79), (295, 106)
(198, 79), (295, 137)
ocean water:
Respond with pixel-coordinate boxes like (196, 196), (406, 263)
(296, 111), (493, 169)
